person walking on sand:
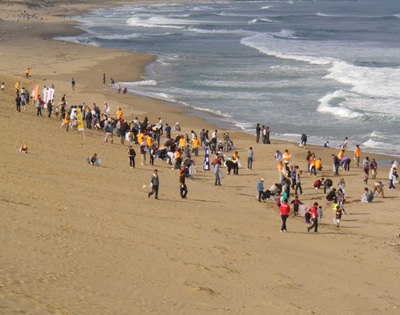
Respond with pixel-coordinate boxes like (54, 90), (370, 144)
(370, 158), (378, 179)
(128, 145), (136, 168)
(354, 144), (361, 167)
(256, 123), (261, 143)
(295, 169), (303, 195)
(179, 168), (188, 199)
(212, 154), (222, 186)
(15, 94), (21, 112)
(279, 200), (291, 232)
(307, 202), (319, 233)
(71, 78), (76, 91)
(363, 156), (370, 184)
(388, 167), (398, 189)
(247, 147), (254, 170)
(257, 178), (264, 202)
(148, 169), (159, 199)
(334, 205), (342, 228)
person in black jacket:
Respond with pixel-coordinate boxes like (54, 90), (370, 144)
(128, 146), (136, 168)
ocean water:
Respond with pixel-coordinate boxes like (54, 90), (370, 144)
(58, 0), (400, 157)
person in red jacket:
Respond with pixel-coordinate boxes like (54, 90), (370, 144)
(307, 202), (319, 233)
(279, 200), (291, 232)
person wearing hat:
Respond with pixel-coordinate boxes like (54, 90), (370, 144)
(148, 169), (160, 199)
(257, 178), (265, 202)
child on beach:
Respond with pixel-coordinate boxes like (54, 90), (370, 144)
(304, 207), (311, 224)
(334, 205), (342, 228)
(19, 145), (28, 153)
(313, 178), (324, 189)
(290, 195), (303, 216)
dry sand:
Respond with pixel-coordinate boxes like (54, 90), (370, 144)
(1, 2), (399, 314)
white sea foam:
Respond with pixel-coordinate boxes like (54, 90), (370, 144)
(248, 18), (274, 24)
(121, 80), (158, 86)
(55, 36), (99, 47)
(325, 61), (400, 99)
(95, 33), (139, 40)
(272, 29), (299, 39)
(317, 90), (363, 119)
(126, 16), (200, 28)
(241, 33), (334, 65)
(187, 27), (257, 36)
(361, 139), (395, 150)
(260, 6), (270, 10)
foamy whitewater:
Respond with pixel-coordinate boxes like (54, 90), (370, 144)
(58, 0), (400, 156)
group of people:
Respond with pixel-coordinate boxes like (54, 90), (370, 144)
(253, 131), (398, 233)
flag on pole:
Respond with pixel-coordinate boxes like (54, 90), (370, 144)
(33, 84), (40, 101)
(203, 146), (210, 171)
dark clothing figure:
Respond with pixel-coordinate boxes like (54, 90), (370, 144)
(16, 95), (21, 112)
(333, 155), (340, 176)
(256, 124), (261, 143)
(323, 179), (333, 193)
(47, 101), (53, 118)
(128, 147), (136, 168)
(148, 171), (159, 199)
(179, 170), (188, 199)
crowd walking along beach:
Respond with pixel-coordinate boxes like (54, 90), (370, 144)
(8, 67), (399, 234)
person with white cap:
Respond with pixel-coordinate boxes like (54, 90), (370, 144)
(257, 178), (265, 202)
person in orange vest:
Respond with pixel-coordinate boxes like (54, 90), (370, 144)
(15, 81), (20, 92)
(179, 136), (186, 148)
(60, 112), (70, 132)
(354, 144), (361, 167)
(315, 158), (323, 172)
(282, 149), (291, 169)
(137, 132), (145, 146)
(146, 135), (154, 148)
(309, 153), (316, 175)
(116, 108), (123, 119)
(174, 149), (182, 170)
(278, 161), (285, 185)
(25, 67), (30, 79)
(337, 149), (345, 161)
(232, 151), (240, 175)
(192, 137), (199, 157)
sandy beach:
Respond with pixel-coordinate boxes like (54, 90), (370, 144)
(1, 1), (399, 314)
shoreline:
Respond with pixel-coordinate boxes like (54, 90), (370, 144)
(62, 3), (400, 159)
(1, 1), (400, 314)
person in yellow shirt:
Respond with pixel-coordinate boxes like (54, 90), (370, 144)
(116, 108), (123, 119)
(174, 149), (182, 169)
(60, 112), (70, 132)
(315, 158), (323, 172)
(337, 149), (345, 161)
(192, 137), (199, 156)
(283, 149), (291, 169)
(15, 81), (20, 92)
(278, 161), (285, 184)
(137, 132), (145, 145)
(179, 136), (186, 148)
(354, 144), (361, 167)
(146, 135), (153, 148)
(25, 68), (30, 79)
(309, 153), (316, 175)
